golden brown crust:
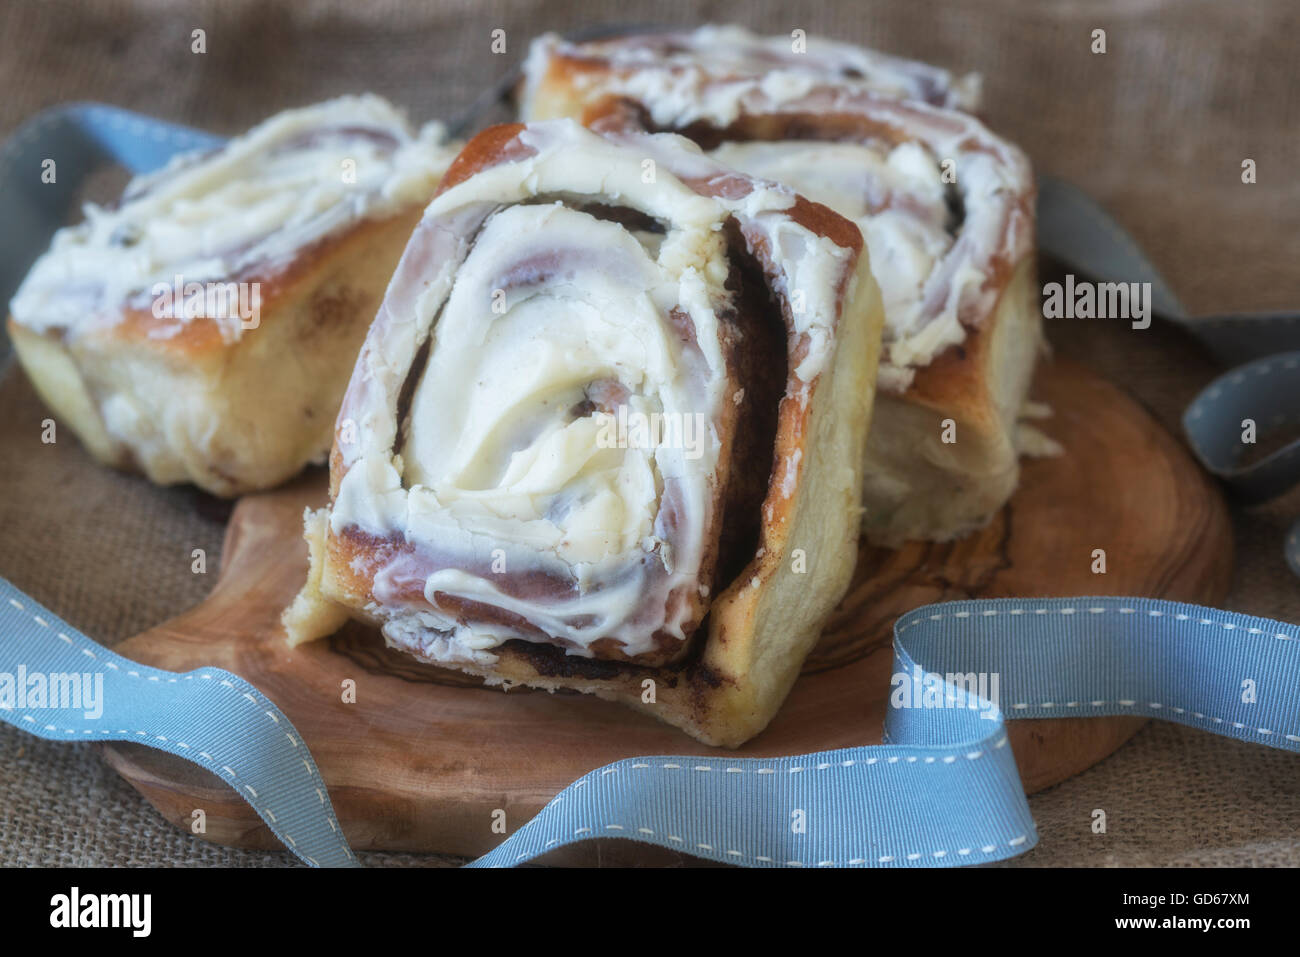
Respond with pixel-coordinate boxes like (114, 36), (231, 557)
(903, 297), (1001, 439)
(435, 122), (534, 194)
(75, 213), (418, 357)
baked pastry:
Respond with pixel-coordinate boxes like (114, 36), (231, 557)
(520, 28), (1042, 545)
(520, 25), (982, 117)
(7, 95), (458, 497)
(283, 119), (886, 747)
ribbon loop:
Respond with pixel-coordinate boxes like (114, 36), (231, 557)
(4, 579), (1296, 868)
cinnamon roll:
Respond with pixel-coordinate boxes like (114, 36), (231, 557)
(7, 95), (458, 496)
(520, 29), (1042, 545)
(283, 120), (885, 747)
(521, 25), (981, 118)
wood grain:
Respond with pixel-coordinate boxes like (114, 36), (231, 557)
(101, 359), (1233, 860)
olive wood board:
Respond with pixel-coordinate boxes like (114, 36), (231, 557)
(100, 358), (1233, 864)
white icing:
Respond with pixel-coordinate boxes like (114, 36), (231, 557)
(330, 119), (861, 662)
(688, 116), (1026, 391)
(402, 202), (706, 569)
(523, 26), (982, 117)
(10, 95), (456, 341)
(710, 138), (975, 387)
(645, 108), (1027, 390)
(521, 29), (1031, 394)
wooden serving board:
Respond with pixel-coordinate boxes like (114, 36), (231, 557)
(101, 359), (1232, 863)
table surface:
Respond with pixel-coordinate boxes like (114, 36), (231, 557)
(0, 0), (1296, 866)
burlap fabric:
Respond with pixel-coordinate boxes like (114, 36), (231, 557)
(0, 0), (1296, 867)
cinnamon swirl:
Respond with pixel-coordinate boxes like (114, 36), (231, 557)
(520, 28), (1043, 545)
(283, 120), (885, 746)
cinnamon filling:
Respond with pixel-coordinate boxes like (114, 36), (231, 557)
(377, 205), (786, 664)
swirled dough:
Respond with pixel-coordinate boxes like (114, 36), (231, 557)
(329, 120), (860, 661)
(710, 137), (1023, 391)
(523, 25), (982, 119)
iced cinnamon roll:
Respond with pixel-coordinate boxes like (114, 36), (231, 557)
(283, 120), (885, 746)
(521, 25), (981, 119)
(7, 95), (459, 496)
(520, 28), (1041, 545)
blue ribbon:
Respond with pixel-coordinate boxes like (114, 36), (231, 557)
(472, 596), (1300, 868)
(2, 104), (1299, 868)
(0, 580), (354, 868)
(2, 579), (1297, 868)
